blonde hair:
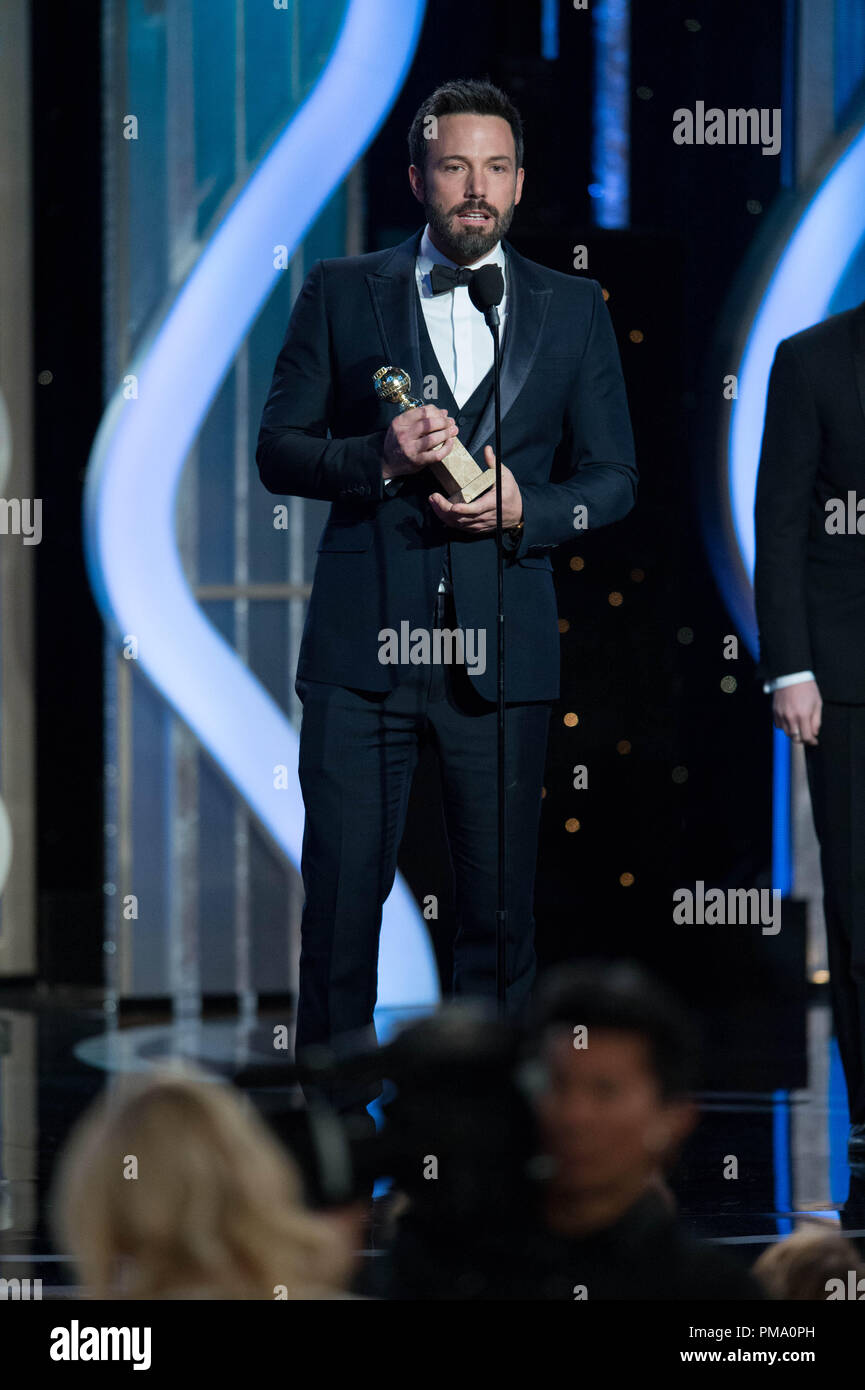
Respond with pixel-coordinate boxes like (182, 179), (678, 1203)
(52, 1065), (355, 1299)
(753, 1220), (865, 1300)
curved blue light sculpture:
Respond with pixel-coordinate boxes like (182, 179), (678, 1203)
(83, 0), (438, 1012)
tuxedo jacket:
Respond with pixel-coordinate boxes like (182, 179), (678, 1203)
(256, 230), (637, 703)
(754, 302), (865, 703)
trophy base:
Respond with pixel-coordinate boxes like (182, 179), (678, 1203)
(447, 468), (497, 504)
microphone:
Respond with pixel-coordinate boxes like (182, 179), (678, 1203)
(469, 263), (504, 328)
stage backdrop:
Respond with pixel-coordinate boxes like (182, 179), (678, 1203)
(89, 0), (412, 1006)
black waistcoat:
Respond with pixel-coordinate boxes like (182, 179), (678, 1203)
(415, 296), (496, 589)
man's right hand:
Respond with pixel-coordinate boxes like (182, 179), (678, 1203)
(382, 405), (459, 479)
(772, 678), (822, 746)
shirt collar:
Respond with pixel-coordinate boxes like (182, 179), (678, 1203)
(417, 224), (506, 285)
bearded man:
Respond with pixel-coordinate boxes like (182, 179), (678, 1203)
(256, 79), (637, 1115)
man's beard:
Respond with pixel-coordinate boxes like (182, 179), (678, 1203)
(424, 195), (516, 264)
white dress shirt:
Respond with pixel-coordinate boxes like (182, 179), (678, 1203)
(383, 225), (507, 594)
(763, 670), (817, 693)
(415, 224), (507, 406)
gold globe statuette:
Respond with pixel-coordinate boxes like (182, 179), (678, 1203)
(373, 365), (496, 504)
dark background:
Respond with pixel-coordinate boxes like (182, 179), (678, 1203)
(32, 0), (105, 987)
(32, 1), (797, 1071)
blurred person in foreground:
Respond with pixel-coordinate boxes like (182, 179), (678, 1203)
(366, 975), (763, 1299)
(521, 961), (765, 1299)
(51, 1066), (359, 1299)
(754, 1220), (865, 1300)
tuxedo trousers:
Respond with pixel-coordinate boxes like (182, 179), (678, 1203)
(805, 701), (865, 1124)
(294, 588), (552, 1110)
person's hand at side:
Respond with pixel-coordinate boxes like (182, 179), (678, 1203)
(772, 679), (822, 746)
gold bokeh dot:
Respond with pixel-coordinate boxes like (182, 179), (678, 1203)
(558, 618), (570, 634)
(628, 329), (644, 343)
(617, 739), (631, 755)
(812, 969), (830, 985)
(570, 556), (584, 571)
(601, 287), (610, 301)
(565, 818), (581, 833)
(609, 591), (623, 607)
(541, 787), (546, 799)
(563, 712), (579, 727)
(619, 872), (635, 887)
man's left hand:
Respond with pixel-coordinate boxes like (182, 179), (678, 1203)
(428, 446), (522, 533)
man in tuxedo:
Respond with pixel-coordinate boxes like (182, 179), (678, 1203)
(256, 79), (636, 1113)
(754, 301), (865, 1161)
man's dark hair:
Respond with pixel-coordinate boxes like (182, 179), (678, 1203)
(408, 78), (524, 173)
(527, 960), (702, 1100)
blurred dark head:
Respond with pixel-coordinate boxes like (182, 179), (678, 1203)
(526, 962), (701, 1203)
(264, 1003), (542, 1221)
(381, 1002), (541, 1224)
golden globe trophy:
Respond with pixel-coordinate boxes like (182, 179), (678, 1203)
(373, 365), (496, 503)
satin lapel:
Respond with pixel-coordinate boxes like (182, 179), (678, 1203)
(463, 242), (552, 458)
(366, 230), (425, 405)
(852, 304), (865, 431)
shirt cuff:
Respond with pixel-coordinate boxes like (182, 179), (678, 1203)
(763, 670), (816, 694)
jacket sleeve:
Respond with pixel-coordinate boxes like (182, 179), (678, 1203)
(753, 337), (820, 681)
(255, 260), (388, 502)
(511, 279), (638, 558)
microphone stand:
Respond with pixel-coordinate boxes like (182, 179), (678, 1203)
(469, 261), (507, 1018)
(487, 305), (506, 1017)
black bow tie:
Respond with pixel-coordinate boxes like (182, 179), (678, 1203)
(429, 263), (477, 295)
